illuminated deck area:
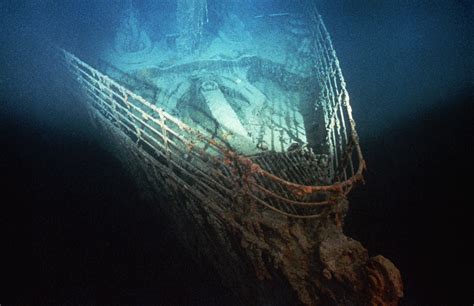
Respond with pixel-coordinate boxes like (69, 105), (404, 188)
(61, 5), (364, 218)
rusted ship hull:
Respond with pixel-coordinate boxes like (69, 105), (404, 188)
(60, 7), (403, 304)
(73, 78), (402, 306)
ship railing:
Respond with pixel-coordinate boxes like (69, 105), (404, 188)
(59, 12), (364, 219)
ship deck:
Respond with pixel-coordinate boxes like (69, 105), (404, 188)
(61, 8), (365, 218)
(98, 13), (318, 156)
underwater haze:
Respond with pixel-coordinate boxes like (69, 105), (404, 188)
(1, 0), (472, 304)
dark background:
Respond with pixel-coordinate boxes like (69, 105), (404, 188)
(1, 0), (472, 304)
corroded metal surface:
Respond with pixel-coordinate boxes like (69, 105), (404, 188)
(60, 11), (365, 218)
(85, 104), (402, 305)
(60, 8), (402, 306)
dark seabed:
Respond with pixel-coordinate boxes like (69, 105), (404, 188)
(1, 0), (472, 304)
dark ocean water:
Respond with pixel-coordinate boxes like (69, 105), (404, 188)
(1, 0), (472, 304)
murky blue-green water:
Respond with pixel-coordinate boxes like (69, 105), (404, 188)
(1, 1), (471, 304)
